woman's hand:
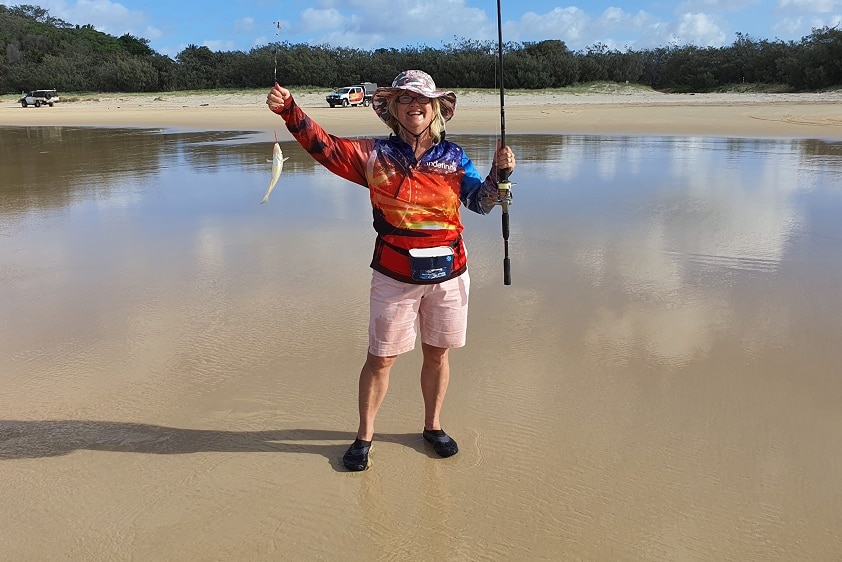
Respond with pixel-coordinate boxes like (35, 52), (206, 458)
(266, 83), (292, 113)
(494, 141), (516, 173)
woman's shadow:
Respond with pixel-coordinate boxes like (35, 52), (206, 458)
(0, 420), (434, 471)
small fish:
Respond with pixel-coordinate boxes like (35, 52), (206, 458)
(261, 135), (289, 204)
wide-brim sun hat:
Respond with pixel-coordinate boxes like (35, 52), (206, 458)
(372, 70), (457, 123)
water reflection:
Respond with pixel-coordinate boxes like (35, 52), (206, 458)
(461, 134), (842, 368)
(2, 127), (841, 372)
(3, 126), (842, 560)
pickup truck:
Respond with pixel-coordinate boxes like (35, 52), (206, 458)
(20, 89), (60, 107)
(326, 82), (377, 108)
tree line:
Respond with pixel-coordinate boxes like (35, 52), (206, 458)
(2, 4), (841, 95)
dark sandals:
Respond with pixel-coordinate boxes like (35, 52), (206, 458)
(422, 429), (459, 458)
(343, 429), (458, 470)
(342, 438), (372, 471)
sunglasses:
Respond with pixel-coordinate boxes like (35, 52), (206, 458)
(396, 94), (431, 105)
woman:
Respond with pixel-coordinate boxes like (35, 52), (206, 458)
(266, 70), (516, 471)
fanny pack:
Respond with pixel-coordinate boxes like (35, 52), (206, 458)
(372, 235), (465, 284)
(408, 247), (454, 282)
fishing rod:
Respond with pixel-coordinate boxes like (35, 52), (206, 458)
(496, 0), (513, 286)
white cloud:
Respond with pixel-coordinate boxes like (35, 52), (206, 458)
(357, 0), (492, 44)
(513, 7), (590, 43)
(591, 7), (655, 32)
(19, 0), (150, 38)
(773, 16), (807, 35)
(299, 8), (345, 33)
(68, 0), (147, 35)
(313, 31), (389, 51)
(203, 39), (236, 52)
(678, 0), (762, 11)
(672, 12), (728, 45)
(16, 0), (838, 57)
(234, 17), (255, 33)
(506, 7), (671, 50)
(143, 26), (162, 40)
(600, 7), (625, 25)
(294, 0), (494, 48)
(772, 13), (842, 39)
(779, 0), (840, 12)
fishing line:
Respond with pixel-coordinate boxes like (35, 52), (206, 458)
(273, 21), (281, 83)
(269, 21), (282, 201)
(492, 45), (502, 153)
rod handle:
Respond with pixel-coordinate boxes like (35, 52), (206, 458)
(499, 180), (512, 286)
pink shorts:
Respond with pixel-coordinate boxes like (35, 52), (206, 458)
(368, 270), (471, 357)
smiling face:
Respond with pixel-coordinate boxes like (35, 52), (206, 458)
(384, 95), (446, 146)
(394, 92), (434, 136)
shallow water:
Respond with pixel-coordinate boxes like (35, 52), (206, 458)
(2, 126), (842, 560)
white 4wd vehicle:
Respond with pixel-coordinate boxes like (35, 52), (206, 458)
(20, 89), (59, 107)
(326, 85), (366, 108)
(325, 82), (377, 108)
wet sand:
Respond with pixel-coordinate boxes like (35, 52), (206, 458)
(2, 92), (842, 560)
(2, 89), (842, 138)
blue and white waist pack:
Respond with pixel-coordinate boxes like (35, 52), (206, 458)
(408, 246), (455, 282)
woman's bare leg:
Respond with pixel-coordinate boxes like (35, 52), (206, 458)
(356, 352), (397, 440)
(420, 343), (449, 431)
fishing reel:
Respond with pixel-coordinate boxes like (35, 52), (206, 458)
(495, 180), (513, 209)
(495, 178), (513, 286)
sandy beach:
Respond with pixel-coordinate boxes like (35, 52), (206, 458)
(2, 88), (842, 138)
(3, 89), (842, 560)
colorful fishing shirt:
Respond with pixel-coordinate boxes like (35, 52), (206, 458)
(275, 98), (500, 283)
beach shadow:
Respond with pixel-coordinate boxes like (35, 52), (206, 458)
(0, 420), (431, 470)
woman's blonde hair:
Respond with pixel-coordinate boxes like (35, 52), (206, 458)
(384, 97), (446, 144)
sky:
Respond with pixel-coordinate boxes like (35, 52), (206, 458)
(4, 0), (842, 58)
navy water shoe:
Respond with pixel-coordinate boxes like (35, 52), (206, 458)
(422, 429), (458, 458)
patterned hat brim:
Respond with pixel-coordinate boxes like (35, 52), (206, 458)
(372, 86), (457, 123)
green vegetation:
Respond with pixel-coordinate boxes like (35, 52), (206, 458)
(2, 4), (841, 95)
